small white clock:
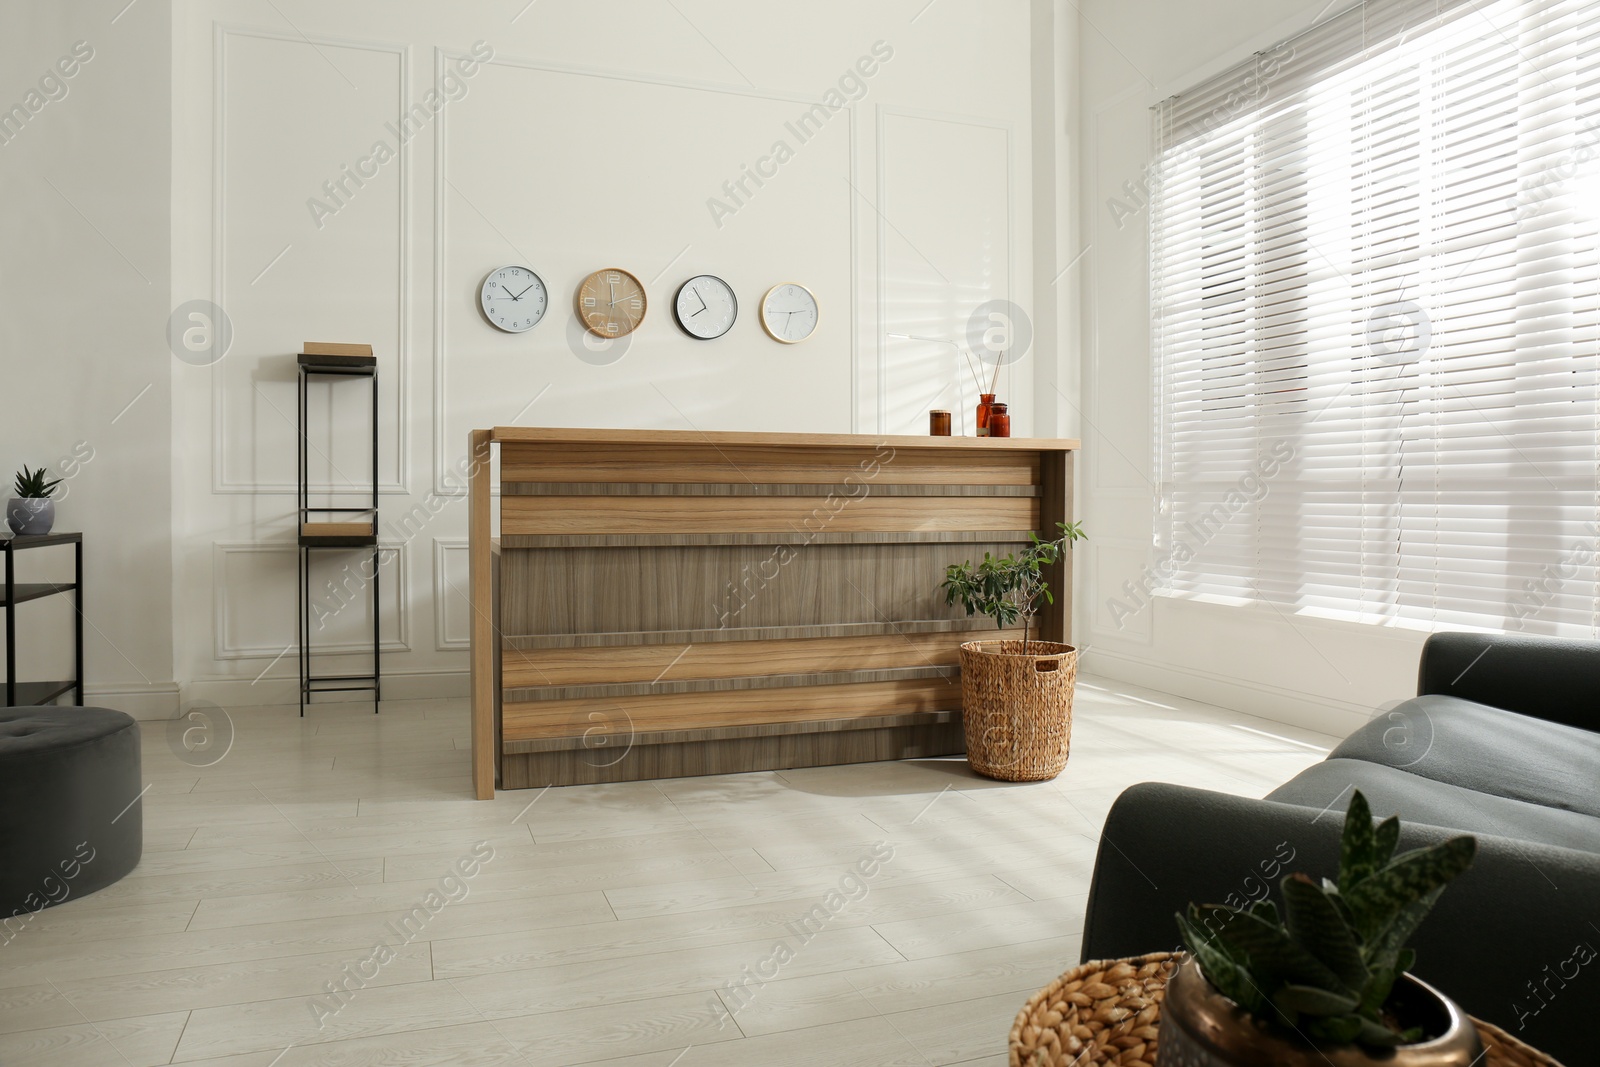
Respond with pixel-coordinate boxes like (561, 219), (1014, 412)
(480, 265), (548, 333)
(759, 283), (818, 344)
(674, 275), (737, 340)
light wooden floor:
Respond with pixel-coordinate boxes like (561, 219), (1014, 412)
(0, 677), (1333, 1066)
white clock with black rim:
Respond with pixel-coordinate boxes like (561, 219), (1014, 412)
(673, 275), (737, 339)
(480, 265), (549, 333)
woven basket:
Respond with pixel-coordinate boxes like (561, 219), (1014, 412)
(959, 639), (1076, 782)
(1007, 953), (1566, 1067)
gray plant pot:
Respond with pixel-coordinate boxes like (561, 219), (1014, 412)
(6, 498), (55, 536)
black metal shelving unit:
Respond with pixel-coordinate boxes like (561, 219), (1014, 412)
(2, 531), (83, 707)
(297, 347), (380, 716)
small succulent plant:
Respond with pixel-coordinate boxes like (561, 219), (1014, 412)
(1176, 791), (1476, 1047)
(13, 466), (62, 499)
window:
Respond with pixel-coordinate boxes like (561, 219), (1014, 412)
(1152, 0), (1600, 636)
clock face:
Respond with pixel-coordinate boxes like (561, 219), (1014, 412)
(673, 275), (737, 340)
(760, 283), (818, 344)
(480, 266), (548, 333)
(576, 268), (647, 338)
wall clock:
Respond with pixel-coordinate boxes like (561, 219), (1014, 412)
(759, 283), (818, 344)
(673, 275), (737, 340)
(576, 268), (647, 338)
(480, 265), (548, 333)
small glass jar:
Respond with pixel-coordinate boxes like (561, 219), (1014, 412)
(988, 402), (1011, 438)
(976, 394), (997, 437)
(929, 410), (952, 436)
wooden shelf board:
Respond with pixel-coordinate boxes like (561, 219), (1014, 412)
(0, 582), (76, 606)
(490, 426), (1079, 451)
(300, 522), (377, 546)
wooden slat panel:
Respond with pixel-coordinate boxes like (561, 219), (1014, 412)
(502, 678), (961, 741)
(503, 631), (964, 689)
(502, 709), (960, 752)
(1037, 449), (1074, 645)
(468, 429), (496, 800)
(501, 482), (1037, 497)
(498, 715), (965, 787)
(496, 542), (1022, 637)
(499, 442), (1038, 485)
(501, 495), (1036, 536)
(503, 619), (1019, 650)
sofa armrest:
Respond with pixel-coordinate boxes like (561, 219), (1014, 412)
(1081, 783), (1600, 1067)
(1417, 632), (1600, 732)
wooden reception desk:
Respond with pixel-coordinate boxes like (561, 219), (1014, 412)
(468, 427), (1079, 798)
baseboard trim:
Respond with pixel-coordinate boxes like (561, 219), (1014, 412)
(83, 682), (182, 721)
(181, 669), (469, 709)
(1080, 647), (1372, 739)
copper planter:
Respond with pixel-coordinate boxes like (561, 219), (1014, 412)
(1158, 955), (1483, 1067)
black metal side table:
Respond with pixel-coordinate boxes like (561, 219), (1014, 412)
(1, 531), (83, 706)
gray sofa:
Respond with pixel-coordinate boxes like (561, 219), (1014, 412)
(1079, 632), (1600, 1066)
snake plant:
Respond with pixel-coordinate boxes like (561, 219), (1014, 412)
(1176, 790), (1476, 1047)
(12, 466), (62, 499)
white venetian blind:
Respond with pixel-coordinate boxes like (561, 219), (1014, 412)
(1152, 0), (1600, 637)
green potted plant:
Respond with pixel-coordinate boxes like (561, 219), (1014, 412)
(1163, 790), (1483, 1066)
(940, 520), (1086, 781)
(8, 466), (62, 536)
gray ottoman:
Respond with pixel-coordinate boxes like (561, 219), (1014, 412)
(0, 707), (143, 923)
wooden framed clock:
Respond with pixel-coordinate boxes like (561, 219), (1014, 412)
(759, 283), (818, 344)
(576, 268), (647, 338)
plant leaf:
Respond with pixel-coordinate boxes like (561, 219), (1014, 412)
(1195, 904), (1349, 993)
(1178, 912), (1266, 1014)
(1354, 1017), (1407, 1046)
(1281, 874), (1367, 991)
(1249, 899), (1279, 925)
(1272, 984), (1360, 1017)
(1305, 1014), (1365, 1044)
(1339, 790), (1377, 893)
(1373, 815), (1401, 868)
(1345, 836), (1475, 942)
(1363, 891), (1439, 974)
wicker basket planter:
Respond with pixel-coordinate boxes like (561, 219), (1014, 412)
(1008, 954), (1566, 1067)
(958, 639), (1077, 781)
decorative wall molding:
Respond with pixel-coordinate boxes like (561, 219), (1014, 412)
(210, 540), (411, 660)
(874, 104), (1016, 435)
(432, 537), (470, 650)
(210, 23), (412, 496)
(431, 47), (861, 495)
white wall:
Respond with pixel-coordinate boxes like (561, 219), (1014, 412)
(166, 0), (1059, 708)
(0, 0), (176, 717)
(1074, 0), (1432, 736)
